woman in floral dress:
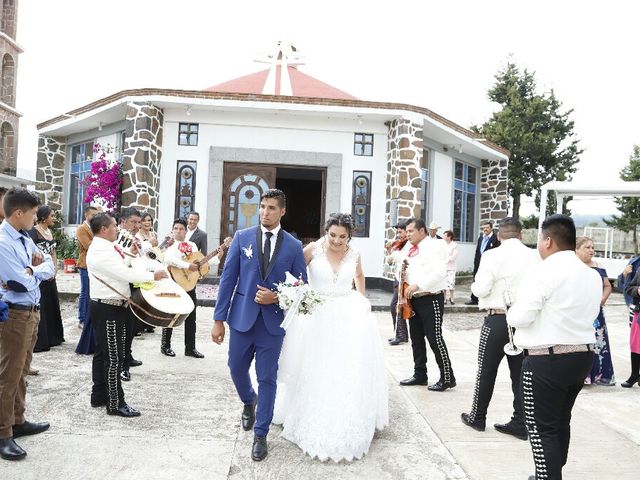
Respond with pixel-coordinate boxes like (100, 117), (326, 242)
(576, 237), (615, 385)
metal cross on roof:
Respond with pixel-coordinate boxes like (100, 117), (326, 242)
(254, 41), (306, 96)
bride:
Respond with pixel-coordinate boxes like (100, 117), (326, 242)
(273, 213), (389, 462)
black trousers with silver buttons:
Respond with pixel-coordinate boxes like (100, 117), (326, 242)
(91, 301), (127, 411)
(466, 314), (524, 425)
(521, 351), (593, 480)
(408, 293), (454, 383)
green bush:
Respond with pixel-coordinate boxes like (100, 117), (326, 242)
(50, 211), (79, 260)
(56, 234), (79, 260)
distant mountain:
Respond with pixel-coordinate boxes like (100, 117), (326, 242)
(571, 214), (613, 227)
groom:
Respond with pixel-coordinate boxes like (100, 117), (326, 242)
(212, 189), (307, 461)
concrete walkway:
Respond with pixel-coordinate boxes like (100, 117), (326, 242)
(1, 293), (638, 479)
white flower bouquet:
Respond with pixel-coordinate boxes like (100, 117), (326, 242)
(276, 272), (324, 330)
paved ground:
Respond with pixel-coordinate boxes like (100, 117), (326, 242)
(1, 281), (638, 479)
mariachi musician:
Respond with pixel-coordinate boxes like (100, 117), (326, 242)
(399, 218), (456, 392)
(460, 217), (540, 439)
(160, 218), (228, 358)
(386, 221), (410, 345)
(87, 213), (167, 417)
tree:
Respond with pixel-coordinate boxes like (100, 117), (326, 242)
(473, 61), (583, 219)
(604, 145), (640, 254)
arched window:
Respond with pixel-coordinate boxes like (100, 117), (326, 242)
(227, 174), (269, 236)
(1, 54), (15, 106)
(0, 121), (16, 176)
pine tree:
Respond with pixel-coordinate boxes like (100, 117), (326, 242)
(473, 61), (583, 219)
(604, 145), (640, 254)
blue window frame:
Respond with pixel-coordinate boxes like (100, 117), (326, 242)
(68, 141), (94, 224)
(352, 170), (372, 237)
(452, 161), (477, 242)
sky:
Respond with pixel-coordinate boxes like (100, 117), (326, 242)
(14, 0), (640, 216)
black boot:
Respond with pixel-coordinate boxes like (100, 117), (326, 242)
(161, 328), (175, 357)
(621, 353), (640, 388)
(460, 413), (485, 432)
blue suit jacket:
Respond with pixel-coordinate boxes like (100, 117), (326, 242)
(214, 226), (307, 336)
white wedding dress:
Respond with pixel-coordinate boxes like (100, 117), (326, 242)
(273, 239), (389, 462)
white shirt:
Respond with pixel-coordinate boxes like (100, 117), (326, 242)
(507, 250), (602, 348)
(87, 236), (155, 300)
(405, 237), (448, 293)
(471, 238), (540, 310)
(185, 227), (196, 242)
(261, 224), (281, 262)
(163, 239), (220, 270)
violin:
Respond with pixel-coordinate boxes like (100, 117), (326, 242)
(397, 260), (414, 320)
(386, 238), (408, 255)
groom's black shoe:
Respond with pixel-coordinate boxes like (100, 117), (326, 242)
(251, 435), (268, 461)
(399, 376), (429, 386)
(242, 395), (258, 431)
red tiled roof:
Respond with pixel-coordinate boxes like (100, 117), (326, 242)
(204, 66), (358, 100)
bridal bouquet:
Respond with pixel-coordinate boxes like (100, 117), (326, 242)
(276, 272), (324, 329)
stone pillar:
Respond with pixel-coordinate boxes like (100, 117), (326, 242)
(480, 157), (509, 224)
(384, 119), (423, 277)
(121, 102), (163, 220)
(35, 135), (65, 211)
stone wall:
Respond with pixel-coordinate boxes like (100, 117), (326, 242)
(35, 135), (65, 211)
(384, 119), (424, 276)
(480, 157), (509, 223)
(1, 0), (17, 39)
(121, 102), (163, 220)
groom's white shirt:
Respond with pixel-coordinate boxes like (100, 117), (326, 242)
(260, 224), (280, 262)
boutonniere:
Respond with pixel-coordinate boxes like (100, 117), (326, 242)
(178, 242), (193, 255)
(242, 245), (253, 259)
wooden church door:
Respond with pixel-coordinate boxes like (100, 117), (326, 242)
(221, 163), (276, 241)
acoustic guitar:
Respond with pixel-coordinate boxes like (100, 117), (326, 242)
(168, 237), (232, 291)
(128, 256), (195, 329)
(113, 229), (194, 328)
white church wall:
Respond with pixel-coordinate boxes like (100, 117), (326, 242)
(159, 109), (388, 276)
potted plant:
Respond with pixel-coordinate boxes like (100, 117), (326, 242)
(56, 233), (79, 273)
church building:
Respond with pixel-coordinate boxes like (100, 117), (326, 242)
(35, 42), (509, 279)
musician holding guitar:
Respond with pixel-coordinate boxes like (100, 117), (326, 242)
(398, 218), (456, 392)
(385, 221), (410, 345)
(87, 213), (167, 417)
(160, 218), (230, 358)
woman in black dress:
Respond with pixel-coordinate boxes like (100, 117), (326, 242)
(29, 205), (65, 352)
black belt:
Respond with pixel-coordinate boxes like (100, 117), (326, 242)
(6, 303), (40, 312)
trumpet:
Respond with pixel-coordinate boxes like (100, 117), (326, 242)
(502, 284), (523, 356)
